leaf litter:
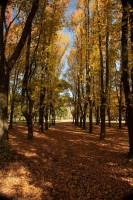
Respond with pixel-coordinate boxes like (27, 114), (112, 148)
(0, 122), (133, 200)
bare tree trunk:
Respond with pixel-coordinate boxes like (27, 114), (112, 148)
(96, 106), (100, 125)
(51, 105), (55, 125)
(80, 115), (83, 128)
(83, 104), (87, 129)
(121, 0), (133, 158)
(26, 99), (33, 140)
(107, 107), (111, 127)
(9, 70), (19, 129)
(39, 86), (45, 133)
(89, 102), (93, 133)
(45, 105), (48, 130)
(118, 82), (122, 129)
(0, 1), (9, 142)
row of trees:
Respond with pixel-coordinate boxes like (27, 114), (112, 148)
(0, 0), (133, 158)
(67, 0), (133, 158)
(0, 0), (70, 140)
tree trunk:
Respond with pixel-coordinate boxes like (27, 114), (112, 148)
(73, 115), (75, 124)
(82, 104), (87, 129)
(118, 82), (122, 129)
(45, 106), (48, 130)
(52, 107), (55, 125)
(80, 115), (83, 128)
(9, 70), (19, 129)
(0, 2), (9, 142)
(105, 28), (110, 127)
(75, 105), (79, 125)
(0, 75), (9, 142)
(100, 102), (106, 140)
(99, 42), (106, 139)
(127, 106), (133, 157)
(89, 102), (93, 133)
(26, 99), (33, 140)
(121, 0), (133, 158)
(107, 107), (111, 127)
(82, 115), (86, 129)
(9, 98), (14, 129)
(39, 87), (45, 133)
(96, 106), (100, 125)
(77, 74), (80, 126)
(21, 96), (34, 140)
(39, 98), (44, 133)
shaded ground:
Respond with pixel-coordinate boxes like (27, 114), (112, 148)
(0, 123), (133, 200)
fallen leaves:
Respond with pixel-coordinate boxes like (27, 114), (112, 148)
(0, 123), (133, 199)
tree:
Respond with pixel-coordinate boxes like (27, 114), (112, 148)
(121, 0), (133, 158)
(35, 0), (70, 132)
(0, 0), (39, 142)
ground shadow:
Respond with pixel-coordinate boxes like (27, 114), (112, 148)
(1, 122), (133, 199)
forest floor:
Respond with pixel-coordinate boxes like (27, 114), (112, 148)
(0, 122), (133, 200)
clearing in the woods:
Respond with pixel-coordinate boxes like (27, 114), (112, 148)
(0, 123), (133, 200)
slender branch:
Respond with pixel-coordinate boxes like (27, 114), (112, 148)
(4, 4), (22, 44)
(8, 0), (40, 72)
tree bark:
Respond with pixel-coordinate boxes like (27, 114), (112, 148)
(107, 106), (111, 127)
(80, 116), (83, 127)
(51, 104), (55, 125)
(83, 104), (87, 129)
(45, 105), (48, 130)
(89, 102), (93, 133)
(118, 82), (122, 129)
(121, 0), (133, 158)
(39, 92), (45, 133)
(0, 2), (9, 142)
(9, 70), (19, 129)
(39, 84), (45, 133)
(96, 106), (100, 125)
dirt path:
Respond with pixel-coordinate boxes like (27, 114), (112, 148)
(0, 123), (133, 200)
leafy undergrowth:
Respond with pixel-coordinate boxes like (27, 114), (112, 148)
(0, 122), (133, 200)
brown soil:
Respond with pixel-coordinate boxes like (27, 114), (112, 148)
(0, 122), (133, 200)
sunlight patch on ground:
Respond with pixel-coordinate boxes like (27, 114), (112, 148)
(107, 162), (118, 166)
(0, 164), (53, 199)
(23, 152), (38, 158)
(34, 132), (58, 143)
(120, 177), (133, 186)
(69, 139), (86, 143)
(50, 127), (87, 135)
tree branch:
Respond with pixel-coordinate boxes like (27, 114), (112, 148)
(8, 0), (40, 71)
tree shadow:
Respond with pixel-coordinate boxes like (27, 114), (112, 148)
(0, 194), (14, 200)
(2, 122), (133, 199)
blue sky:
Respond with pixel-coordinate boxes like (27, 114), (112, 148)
(66, 0), (77, 16)
(61, 0), (77, 77)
